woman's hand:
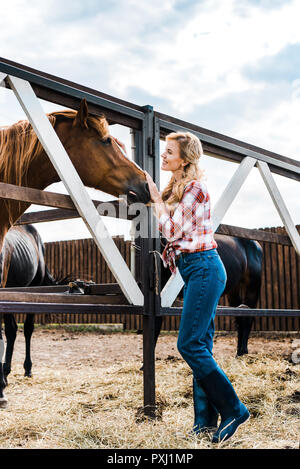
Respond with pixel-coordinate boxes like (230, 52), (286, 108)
(113, 137), (127, 155)
(144, 172), (162, 203)
(144, 172), (168, 219)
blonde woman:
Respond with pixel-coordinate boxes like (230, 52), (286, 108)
(144, 132), (250, 443)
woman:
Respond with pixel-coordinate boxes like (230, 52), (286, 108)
(144, 131), (250, 444)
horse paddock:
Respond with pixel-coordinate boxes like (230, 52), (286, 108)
(0, 326), (299, 450)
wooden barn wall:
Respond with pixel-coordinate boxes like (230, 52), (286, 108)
(15, 227), (300, 331)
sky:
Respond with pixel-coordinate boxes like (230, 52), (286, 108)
(0, 0), (299, 242)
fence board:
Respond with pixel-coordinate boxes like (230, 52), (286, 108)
(14, 227), (300, 331)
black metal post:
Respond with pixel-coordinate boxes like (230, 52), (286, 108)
(133, 106), (160, 418)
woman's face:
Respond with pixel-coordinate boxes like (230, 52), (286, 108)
(161, 140), (185, 173)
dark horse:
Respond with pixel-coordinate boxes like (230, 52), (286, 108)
(0, 99), (150, 408)
(157, 234), (263, 357)
(0, 225), (60, 402)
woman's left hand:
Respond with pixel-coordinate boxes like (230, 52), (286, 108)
(113, 137), (127, 155)
(144, 172), (162, 203)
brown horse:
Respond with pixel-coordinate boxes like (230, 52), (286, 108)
(0, 98), (149, 253)
(0, 99), (150, 407)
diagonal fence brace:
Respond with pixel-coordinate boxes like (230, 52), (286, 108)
(4, 74), (144, 306)
(161, 156), (257, 307)
(257, 160), (300, 255)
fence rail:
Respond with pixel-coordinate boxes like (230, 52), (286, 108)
(13, 226), (300, 332)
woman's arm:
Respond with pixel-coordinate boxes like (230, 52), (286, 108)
(159, 182), (206, 242)
(145, 173), (206, 242)
(144, 172), (169, 219)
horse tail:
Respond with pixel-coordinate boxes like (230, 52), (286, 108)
(0, 242), (13, 288)
(43, 264), (58, 286)
(42, 267), (83, 286)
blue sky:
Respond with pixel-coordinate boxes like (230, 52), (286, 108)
(0, 0), (299, 241)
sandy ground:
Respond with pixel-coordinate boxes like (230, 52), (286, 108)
(1, 326), (299, 450)
(8, 327), (298, 371)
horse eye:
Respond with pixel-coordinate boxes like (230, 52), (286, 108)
(103, 137), (111, 145)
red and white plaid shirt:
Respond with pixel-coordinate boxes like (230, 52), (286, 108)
(158, 180), (217, 274)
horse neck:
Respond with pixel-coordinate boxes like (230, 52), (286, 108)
(25, 149), (60, 191)
(0, 121), (67, 239)
(0, 151), (59, 230)
(25, 119), (74, 190)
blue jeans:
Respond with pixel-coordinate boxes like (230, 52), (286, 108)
(176, 249), (227, 380)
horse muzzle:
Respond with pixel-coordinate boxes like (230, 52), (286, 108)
(126, 181), (150, 205)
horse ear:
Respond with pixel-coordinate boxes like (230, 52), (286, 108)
(74, 99), (88, 129)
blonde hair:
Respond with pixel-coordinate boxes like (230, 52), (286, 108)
(161, 131), (205, 210)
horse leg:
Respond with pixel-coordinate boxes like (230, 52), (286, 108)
(237, 289), (260, 356)
(3, 314), (18, 383)
(227, 289), (249, 356)
(236, 269), (261, 356)
(234, 298), (257, 356)
(0, 314), (8, 408)
(237, 314), (254, 356)
(235, 315), (252, 356)
(24, 314), (34, 377)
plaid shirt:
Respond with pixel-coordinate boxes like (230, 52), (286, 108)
(159, 180), (217, 274)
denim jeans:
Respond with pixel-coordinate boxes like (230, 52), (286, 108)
(176, 249), (227, 380)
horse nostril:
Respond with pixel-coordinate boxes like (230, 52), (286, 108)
(129, 190), (137, 197)
(127, 189), (139, 204)
(127, 182), (151, 204)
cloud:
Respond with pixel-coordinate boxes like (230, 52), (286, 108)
(235, 0), (293, 11)
(0, 0), (299, 241)
(2, 0), (300, 108)
(184, 81), (298, 149)
(242, 43), (300, 84)
(44, 0), (115, 23)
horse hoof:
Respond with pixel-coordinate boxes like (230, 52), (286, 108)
(0, 397), (8, 409)
(24, 372), (32, 378)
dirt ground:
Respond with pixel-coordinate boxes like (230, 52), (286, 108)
(9, 326), (298, 370)
(2, 326), (299, 450)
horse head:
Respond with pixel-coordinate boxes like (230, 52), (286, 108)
(55, 99), (150, 205)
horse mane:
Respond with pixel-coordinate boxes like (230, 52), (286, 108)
(0, 110), (109, 187)
(0, 110), (109, 224)
(0, 114), (56, 188)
